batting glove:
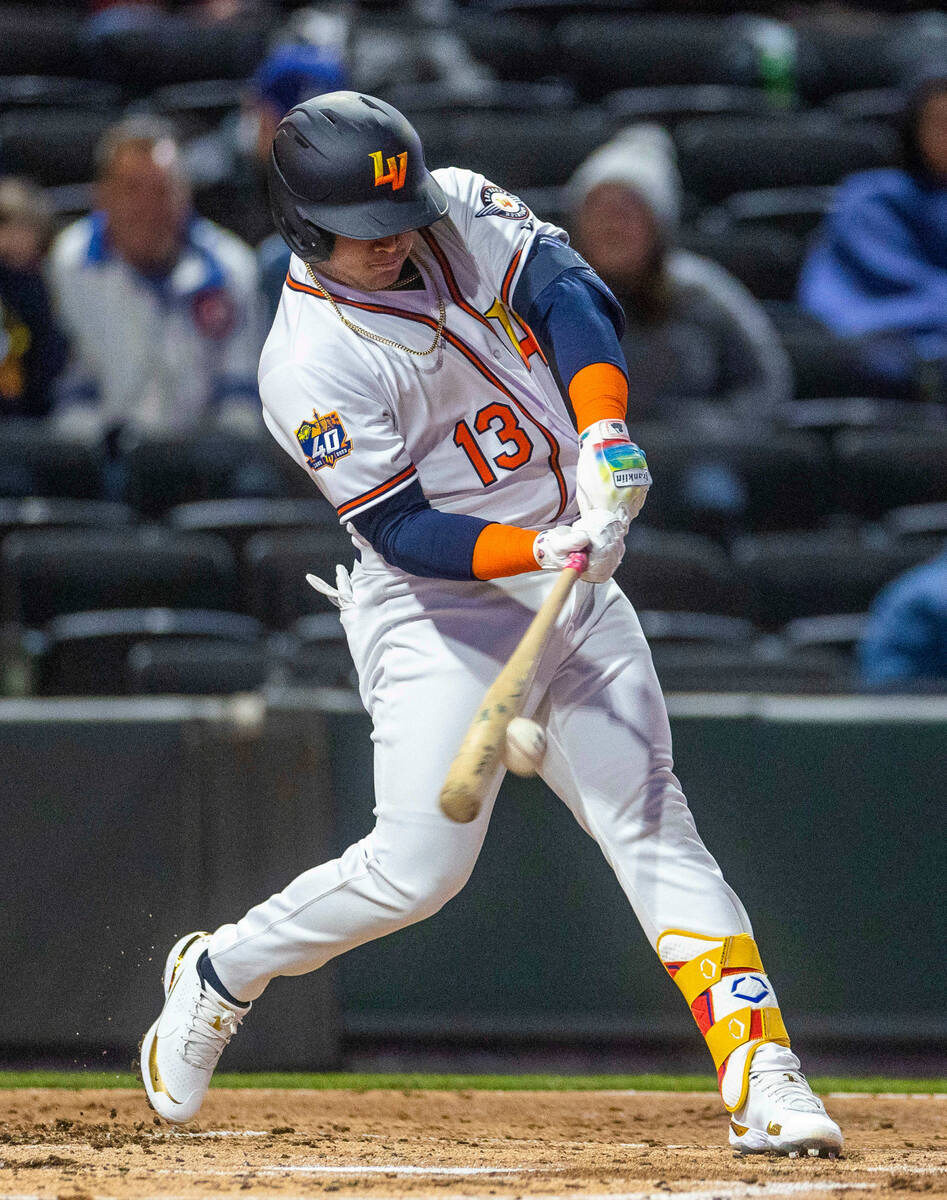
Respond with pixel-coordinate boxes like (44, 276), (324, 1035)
(533, 509), (625, 583)
(572, 508), (626, 583)
(576, 419), (651, 526)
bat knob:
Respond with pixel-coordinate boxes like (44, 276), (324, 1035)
(439, 782), (481, 824)
(564, 551), (588, 572)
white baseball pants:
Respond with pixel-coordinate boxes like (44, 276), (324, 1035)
(209, 568), (751, 1002)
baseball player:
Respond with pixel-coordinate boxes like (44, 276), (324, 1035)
(141, 92), (842, 1158)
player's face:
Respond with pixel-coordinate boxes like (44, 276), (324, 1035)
(319, 230), (418, 291)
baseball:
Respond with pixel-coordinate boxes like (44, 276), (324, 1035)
(503, 717), (547, 777)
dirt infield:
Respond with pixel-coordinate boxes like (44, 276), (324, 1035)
(0, 1089), (945, 1200)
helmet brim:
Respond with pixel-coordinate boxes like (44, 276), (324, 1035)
(306, 171), (449, 240)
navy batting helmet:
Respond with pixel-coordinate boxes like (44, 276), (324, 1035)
(268, 90), (448, 261)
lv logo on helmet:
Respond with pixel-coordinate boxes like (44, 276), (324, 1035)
(370, 150), (408, 191)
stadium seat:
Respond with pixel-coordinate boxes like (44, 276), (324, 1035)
(719, 185), (836, 238)
(414, 107), (610, 188)
(0, 107), (122, 186)
(834, 429), (947, 519)
(557, 16), (738, 101)
(385, 80), (575, 118)
(1, 527), (239, 628)
(649, 640), (853, 694)
(614, 527), (747, 617)
(167, 497), (339, 557)
(674, 116), (896, 205)
(730, 529), (943, 629)
(826, 87), (904, 126)
(242, 527), (358, 630)
(636, 609), (757, 646)
(126, 637), (274, 696)
(781, 612), (870, 660)
(679, 224), (804, 302)
(0, 422), (106, 500)
(0, 8), (82, 78)
(0, 75), (121, 112)
(122, 433), (298, 518)
(290, 612), (358, 689)
(765, 307), (907, 401)
(793, 23), (903, 103)
(604, 84), (778, 129)
(455, 12), (551, 82)
(148, 78), (247, 139)
(33, 607), (263, 695)
(82, 16), (267, 95)
(883, 501), (947, 544)
(0, 498), (135, 546)
(632, 424), (832, 536)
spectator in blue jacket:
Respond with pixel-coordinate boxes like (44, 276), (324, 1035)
(859, 548), (947, 689)
(798, 62), (947, 397)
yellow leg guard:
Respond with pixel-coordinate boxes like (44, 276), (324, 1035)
(657, 929), (792, 1112)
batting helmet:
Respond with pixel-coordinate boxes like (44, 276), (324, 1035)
(268, 90), (448, 261)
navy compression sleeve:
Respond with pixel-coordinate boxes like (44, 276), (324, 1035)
(511, 236), (628, 388)
(351, 478), (490, 580)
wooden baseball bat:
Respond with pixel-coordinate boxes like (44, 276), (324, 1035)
(439, 551), (588, 824)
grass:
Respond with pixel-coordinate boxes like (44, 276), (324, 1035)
(0, 1071), (944, 1092)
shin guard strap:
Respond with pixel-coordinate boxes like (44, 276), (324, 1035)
(705, 1006), (788, 1072)
(672, 934), (763, 1007)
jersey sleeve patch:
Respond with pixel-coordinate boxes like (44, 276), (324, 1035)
(295, 409), (353, 471)
(476, 183), (530, 221)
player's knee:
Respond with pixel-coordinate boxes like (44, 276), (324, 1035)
(368, 844), (476, 926)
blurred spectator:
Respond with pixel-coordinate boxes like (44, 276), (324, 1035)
(48, 116), (263, 444)
(858, 547), (947, 689)
(798, 62), (947, 399)
(567, 126), (792, 427)
(288, 1), (490, 98)
(0, 178), (68, 419)
(186, 39), (348, 251)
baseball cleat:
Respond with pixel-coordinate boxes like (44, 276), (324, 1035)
(728, 1045), (843, 1158)
(140, 931), (249, 1123)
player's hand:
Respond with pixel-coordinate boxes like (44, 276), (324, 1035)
(571, 508), (626, 583)
(533, 524), (589, 573)
(533, 510), (625, 583)
(576, 419), (652, 525)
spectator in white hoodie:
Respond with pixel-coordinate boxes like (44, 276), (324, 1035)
(568, 126), (792, 427)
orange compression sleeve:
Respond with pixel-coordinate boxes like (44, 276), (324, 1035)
(472, 523), (539, 580)
(568, 362), (628, 433)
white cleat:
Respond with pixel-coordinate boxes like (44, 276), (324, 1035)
(140, 931), (249, 1123)
(728, 1044), (843, 1158)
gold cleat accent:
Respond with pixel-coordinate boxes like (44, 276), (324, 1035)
(767, 1122), (782, 1135)
(148, 1032), (182, 1105)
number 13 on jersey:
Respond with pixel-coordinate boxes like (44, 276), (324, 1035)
(453, 402), (534, 486)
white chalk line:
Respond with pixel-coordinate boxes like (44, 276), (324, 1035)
(826, 1092), (947, 1100)
(170, 1129), (271, 1138)
(0, 1184), (884, 1200)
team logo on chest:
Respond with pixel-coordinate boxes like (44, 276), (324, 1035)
(476, 184), (530, 221)
(295, 409), (353, 471)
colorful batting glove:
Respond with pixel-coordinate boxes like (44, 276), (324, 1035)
(576, 419), (652, 526)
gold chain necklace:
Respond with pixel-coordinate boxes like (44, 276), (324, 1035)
(384, 269), (422, 290)
(306, 262), (445, 357)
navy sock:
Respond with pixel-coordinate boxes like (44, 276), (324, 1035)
(197, 949), (248, 1007)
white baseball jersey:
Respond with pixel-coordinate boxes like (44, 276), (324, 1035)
(259, 168), (582, 573)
